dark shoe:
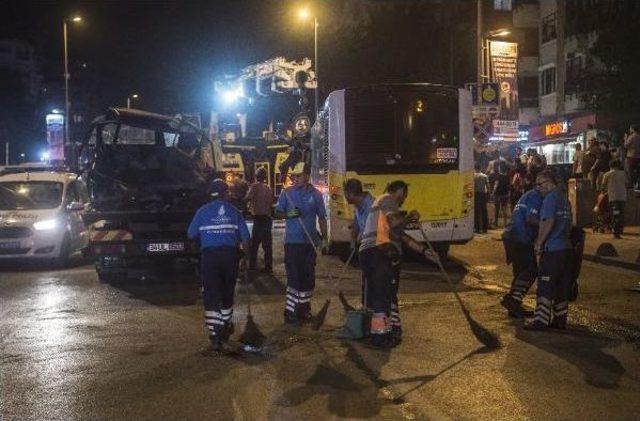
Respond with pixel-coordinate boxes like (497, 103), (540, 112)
(209, 335), (223, 351)
(284, 312), (300, 326)
(523, 320), (549, 331)
(298, 311), (313, 324)
(391, 326), (402, 346)
(222, 322), (234, 341)
(501, 295), (525, 318)
(549, 320), (566, 330)
(366, 333), (395, 349)
(614, 234), (622, 239)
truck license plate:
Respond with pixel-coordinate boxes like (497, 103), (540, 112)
(146, 242), (185, 253)
(0, 241), (20, 249)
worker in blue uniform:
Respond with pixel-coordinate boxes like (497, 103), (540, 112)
(501, 176), (543, 317)
(188, 179), (251, 349)
(275, 162), (328, 325)
(526, 170), (573, 330)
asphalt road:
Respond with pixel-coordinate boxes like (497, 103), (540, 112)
(1, 229), (639, 420)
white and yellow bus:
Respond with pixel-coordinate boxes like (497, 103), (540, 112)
(311, 84), (474, 257)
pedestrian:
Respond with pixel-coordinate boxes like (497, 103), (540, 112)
(509, 157), (527, 211)
(501, 185), (543, 317)
(526, 170), (573, 330)
(583, 138), (598, 188)
(624, 124), (640, 189)
(188, 179), (251, 350)
(473, 164), (490, 233)
(343, 178), (374, 307)
(572, 143), (584, 178)
(358, 180), (437, 348)
(602, 159), (628, 239)
(491, 158), (511, 228)
(229, 173), (249, 210)
(275, 162), (328, 325)
(590, 141), (611, 190)
(245, 167), (274, 272)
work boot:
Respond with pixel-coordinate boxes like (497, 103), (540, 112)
(222, 322), (235, 341)
(501, 294), (526, 318)
(366, 333), (395, 349)
(209, 335), (223, 351)
(284, 311), (300, 326)
(391, 326), (403, 346)
(549, 320), (566, 330)
(523, 319), (549, 331)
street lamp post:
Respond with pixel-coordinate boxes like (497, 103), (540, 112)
(298, 7), (318, 120)
(63, 15), (82, 146)
(127, 94), (139, 108)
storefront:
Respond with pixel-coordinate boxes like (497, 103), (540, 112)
(523, 113), (615, 169)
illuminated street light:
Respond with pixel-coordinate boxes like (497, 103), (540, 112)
(126, 94), (140, 108)
(63, 14), (83, 147)
(298, 7), (311, 20)
(297, 6), (319, 120)
(487, 28), (511, 38)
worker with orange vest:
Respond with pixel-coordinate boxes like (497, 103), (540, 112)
(358, 180), (437, 348)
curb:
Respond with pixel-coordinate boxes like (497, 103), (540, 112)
(583, 254), (640, 272)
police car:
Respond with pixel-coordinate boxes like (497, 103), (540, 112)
(0, 165), (89, 265)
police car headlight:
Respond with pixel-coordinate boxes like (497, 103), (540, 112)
(33, 218), (59, 231)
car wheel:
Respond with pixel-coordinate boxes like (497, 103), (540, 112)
(55, 235), (72, 268)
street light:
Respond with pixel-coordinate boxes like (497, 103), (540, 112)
(126, 94), (140, 108)
(297, 6), (319, 120)
(63, 14), (83, 146)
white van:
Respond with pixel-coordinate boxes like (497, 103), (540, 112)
(0, 168), (89, 265)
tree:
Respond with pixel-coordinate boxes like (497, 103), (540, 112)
(0, 68), (42, 162)
(577, 5), (640, 129)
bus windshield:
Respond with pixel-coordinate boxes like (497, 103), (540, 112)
(345, 87), (459, 173)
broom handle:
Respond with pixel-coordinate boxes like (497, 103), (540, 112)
(417, 227), (465, 307)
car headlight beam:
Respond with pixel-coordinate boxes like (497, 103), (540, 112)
(33, 219), (59, 231)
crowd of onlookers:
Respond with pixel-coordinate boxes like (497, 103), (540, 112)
(474, 124), (640, 238)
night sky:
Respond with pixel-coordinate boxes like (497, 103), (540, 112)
(1, 0), (316, 113)
(1, 0), (480, 157)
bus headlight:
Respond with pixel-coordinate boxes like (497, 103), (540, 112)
(33, 218), (59, 231)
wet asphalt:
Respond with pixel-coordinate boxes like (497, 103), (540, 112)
(1, 229), (639, 420)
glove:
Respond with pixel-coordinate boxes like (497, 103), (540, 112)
(286, 207), (302, 219)
(407, 210), (421, 222)
(422, 247), (440, 263)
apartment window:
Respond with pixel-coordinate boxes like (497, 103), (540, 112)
(565, 54), (584, 95)
(494, 0), (512, 11)
(540, 67), (556, 96)
(541, 13), (557, 44)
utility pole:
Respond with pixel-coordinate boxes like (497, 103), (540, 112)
(63, 19), (70, 147)
(556, 0), (566, 115)
(477, 0), (483, 90)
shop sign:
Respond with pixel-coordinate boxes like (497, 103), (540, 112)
(545, 120), (570, 136)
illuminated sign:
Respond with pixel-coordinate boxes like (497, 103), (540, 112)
(545, 121), (570, 136)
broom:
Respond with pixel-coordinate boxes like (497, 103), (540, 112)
(238, 270), (266, 353)
(418, 227), (501, 349)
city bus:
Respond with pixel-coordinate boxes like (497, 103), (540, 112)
(311, 84), (474, 257)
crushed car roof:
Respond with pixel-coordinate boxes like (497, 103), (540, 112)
(90, 108), (203, 134)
